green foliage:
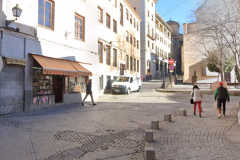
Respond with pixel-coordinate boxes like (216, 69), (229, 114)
(206, 56), (234, 73)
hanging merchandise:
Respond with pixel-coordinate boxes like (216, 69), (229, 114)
(33, 96), (37, 104)
(41, 96), (45, 104)
(45, 95), (48, 101)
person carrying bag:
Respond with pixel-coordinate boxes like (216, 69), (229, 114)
(190, 85), (203, 117)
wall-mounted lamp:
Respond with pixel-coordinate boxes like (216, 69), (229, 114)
(6, 4), (22, 27)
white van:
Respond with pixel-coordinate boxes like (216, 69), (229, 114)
(112, 75), (142, 94)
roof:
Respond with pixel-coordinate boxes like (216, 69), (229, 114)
(166, 20), (180, 26)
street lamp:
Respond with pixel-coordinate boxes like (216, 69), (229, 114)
(6, 4), (22, 27)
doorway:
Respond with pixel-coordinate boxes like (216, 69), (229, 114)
(53, 75), (64, 103)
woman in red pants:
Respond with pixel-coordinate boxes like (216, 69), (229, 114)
(190, 85), (203, 117)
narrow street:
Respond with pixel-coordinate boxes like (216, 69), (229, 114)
(0, 81), (240, 160)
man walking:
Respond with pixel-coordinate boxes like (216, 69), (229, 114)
(82, 79), (96, 106)
(214, 82), (230, 118)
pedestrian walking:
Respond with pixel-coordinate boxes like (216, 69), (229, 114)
(215, 81), (230, 118)
(190, 85), (203, 117)
(82, 79), (96, 106)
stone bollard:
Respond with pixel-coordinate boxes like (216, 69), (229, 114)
(145, 130), (153, 142)
(164, 113), (171, 122)
(145, 147), (156, 160)
(236, 102), (240, 108)
(179, 109), (187, 116)
(151, 121), (159, 129)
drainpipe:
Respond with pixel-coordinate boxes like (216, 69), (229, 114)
(23, 38), (26, 111)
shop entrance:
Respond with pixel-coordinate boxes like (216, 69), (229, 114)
(53, 75), (64, 103)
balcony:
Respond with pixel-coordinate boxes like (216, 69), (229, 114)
(147, 34), (155, 41)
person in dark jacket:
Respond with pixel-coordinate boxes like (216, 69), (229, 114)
(82, 79), (96, 106)
(214, 81), (230, 118)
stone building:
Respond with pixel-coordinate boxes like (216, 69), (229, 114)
(166, 20), (182, 75)
(0, 0), (100, 115)
(155, 12), (172, 78)
(128, 0), (160, 78)
(97, 0), (141, 93)
(182, 0), (237, 83)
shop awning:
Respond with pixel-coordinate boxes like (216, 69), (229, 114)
(70, 62), (92, 76)
(32, 54), (92, 76)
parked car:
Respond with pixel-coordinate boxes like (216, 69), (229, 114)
(112, 76), (141, 94)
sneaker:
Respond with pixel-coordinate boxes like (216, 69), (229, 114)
(93, 103), (97, 105)
(193, 112), (196, 116)
(218, 114), (222, 118)
(82, 103), (84, 106)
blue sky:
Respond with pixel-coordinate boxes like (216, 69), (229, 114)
(155, 0), (205, 32)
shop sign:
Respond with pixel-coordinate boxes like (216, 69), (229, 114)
(43, 69), (78, 76)
(0, 57), (3, 72)
(7, 58), (27, 65)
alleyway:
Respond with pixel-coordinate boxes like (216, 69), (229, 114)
(0, 81), (240, 160)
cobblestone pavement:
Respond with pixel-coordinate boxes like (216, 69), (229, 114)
(0, 80), (240, 160)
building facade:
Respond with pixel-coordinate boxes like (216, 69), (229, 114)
(155, 12), (172, 78)
(97, 0), (141, 93)
(166, 20), (183, 75)
(128, 0), (159, 78)
(182, 0), (237, 83)
(0, 0), (100, 115)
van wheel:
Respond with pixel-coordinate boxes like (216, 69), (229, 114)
(127, 88), (131, 94)
(137, 86), (140, 92)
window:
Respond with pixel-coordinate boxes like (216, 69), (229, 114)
(113, 49), (117, 66)
(137, 60), (139, 72)
(69, 76), (86, 93)
(114, 0), (117, 7)
(75, 14), (85, 41)
(130, 14), (132, 24)
(137, 40), (139, 49)
(134, 37), (136, 47)
(120, 3), (123, 25)
(126, 9), (129, 20)
(126, 55), (129, 69)
(148, 41), (150, 47)
(134, 58), (136, 71)
(133, 18), (135, 27)
(147, 11), (149, 17)
(130, 34), (132, 44)
(113, 19), (117, 33)
(130, 57), (133, 71)
(152, 43), (154, 50)
(106, 46), (111, 65)
(152, 28), (154, 37)
(106, 13), (110, 28)
(152, 2), (153, 7)
(38, 0), (54, 29)
(98, 42), (103, 63)
(98, 6), (103, 23)
(137, 22), (139, 31)
(152, 15), (153, 21)
(126, 31), (129, 42)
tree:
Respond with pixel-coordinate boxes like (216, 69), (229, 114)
(206, 51), (234, 74)
(184, 0), (239, 81)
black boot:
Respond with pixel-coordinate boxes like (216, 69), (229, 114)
(199, 113), (201, 117)
(193, 112), (196, 116)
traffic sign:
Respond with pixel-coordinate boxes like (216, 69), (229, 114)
(170, 70), (174, 72)
(168, 59), (174, 65)
(168, 64), (174, 70)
